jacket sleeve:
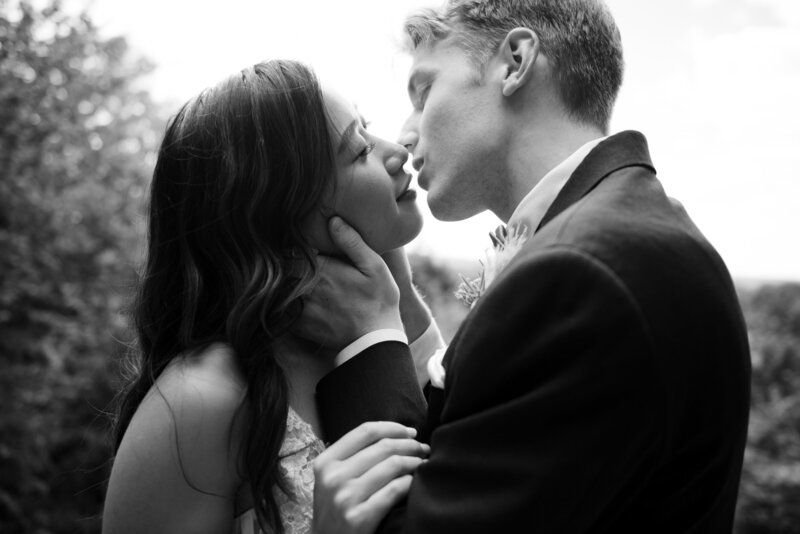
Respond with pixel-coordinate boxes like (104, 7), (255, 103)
(320, 247), (667, 533)
(316, 340), (427, 443)
(399, 247), (667, 533)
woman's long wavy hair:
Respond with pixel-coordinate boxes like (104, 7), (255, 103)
(112, 60), (334, 533)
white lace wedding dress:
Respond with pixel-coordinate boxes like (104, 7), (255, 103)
(233, 407), (325, 534)
(232, 322), (445, 533)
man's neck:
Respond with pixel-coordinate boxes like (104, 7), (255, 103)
(495, 121), (605, 222)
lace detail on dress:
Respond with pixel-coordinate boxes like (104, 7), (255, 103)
(233, 407), (326, 534)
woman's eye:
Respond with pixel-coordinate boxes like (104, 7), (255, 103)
(355, 141), (376, 162)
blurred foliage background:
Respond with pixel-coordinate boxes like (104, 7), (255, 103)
(0, 2), (798, 533)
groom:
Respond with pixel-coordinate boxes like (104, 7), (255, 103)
(308, 0), (751, 532)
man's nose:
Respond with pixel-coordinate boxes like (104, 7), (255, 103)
(397, 116), (420, 153)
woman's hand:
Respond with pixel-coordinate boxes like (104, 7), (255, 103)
(312, 422), (429, 534)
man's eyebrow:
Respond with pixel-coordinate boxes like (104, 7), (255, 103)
(337, 119), (359, 155)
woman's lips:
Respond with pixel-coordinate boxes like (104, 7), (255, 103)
(396, 173), (413, 200)
(397, 188), (417, 202)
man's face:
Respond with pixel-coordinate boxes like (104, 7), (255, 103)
(399, 39), (508, 221)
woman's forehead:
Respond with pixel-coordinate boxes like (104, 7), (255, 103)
(322, 86), (355, 124)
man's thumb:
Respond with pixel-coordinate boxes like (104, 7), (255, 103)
(329, 216), (377, 271)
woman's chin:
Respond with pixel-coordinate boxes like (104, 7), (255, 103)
(370, 222), (424, 255)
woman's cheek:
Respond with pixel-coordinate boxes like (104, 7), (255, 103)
(334, 174), (397, 253)
(354, 208), (391, 253)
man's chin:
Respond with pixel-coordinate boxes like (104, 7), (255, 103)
(427, 194), (479, 222)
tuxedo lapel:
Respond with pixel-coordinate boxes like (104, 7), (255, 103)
(537, 130), (656, 232)
(422, 384), (444, 443)
(441, 132), (655, 393)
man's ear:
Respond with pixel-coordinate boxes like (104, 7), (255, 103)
(499, 28), (540, 97)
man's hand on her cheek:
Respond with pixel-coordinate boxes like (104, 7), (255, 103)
(380, 247), (435, 344)
(293, 217), (403, 350)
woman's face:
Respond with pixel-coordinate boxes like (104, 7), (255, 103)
(306, 87), (424, 255)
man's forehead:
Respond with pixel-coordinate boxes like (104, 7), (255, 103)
(407, 37), (464, 81)
(409, 36), (462, 63)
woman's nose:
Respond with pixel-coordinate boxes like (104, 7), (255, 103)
(384, 143), (409, 175)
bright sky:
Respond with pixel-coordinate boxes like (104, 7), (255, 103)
(85, 0), (800, 282)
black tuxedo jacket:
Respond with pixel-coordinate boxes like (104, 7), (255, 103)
(316, 131), (751, 533)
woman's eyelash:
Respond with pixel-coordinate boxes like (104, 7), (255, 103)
(357, 141), (376, 160)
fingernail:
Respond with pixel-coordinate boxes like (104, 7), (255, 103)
(406, 427), (417, 438)
(330, 216), (342, 232)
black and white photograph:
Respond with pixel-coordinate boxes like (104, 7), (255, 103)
(1, 0), (798, 532)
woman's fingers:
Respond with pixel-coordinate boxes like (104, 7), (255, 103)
(346, 454), (426, 504)
(312, 422), (429, 534)
(339, 437), (429, 479)
(318, 421), (416, 464)
(341, 474), (414, 534)
(312, 460), (423, 534)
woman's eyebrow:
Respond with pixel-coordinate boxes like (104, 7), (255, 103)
(337, 119), (360, 155)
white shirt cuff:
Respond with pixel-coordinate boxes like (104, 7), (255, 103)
(427, 347), (447, 390)
(409, 321), (446, 388)
(334, 329), (408, 367)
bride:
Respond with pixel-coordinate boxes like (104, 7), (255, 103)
(102, 60), (442, 534)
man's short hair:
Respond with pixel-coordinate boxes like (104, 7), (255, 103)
(404, 0), (624, 133)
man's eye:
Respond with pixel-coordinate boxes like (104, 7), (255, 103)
(419, 85), (431, 107)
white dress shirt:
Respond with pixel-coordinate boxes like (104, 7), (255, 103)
(507, 137), (607, 232)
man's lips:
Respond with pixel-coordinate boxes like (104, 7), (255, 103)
(416, 169), (430, 191)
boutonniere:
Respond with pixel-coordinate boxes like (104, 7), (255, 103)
(455, 224), (529, 309)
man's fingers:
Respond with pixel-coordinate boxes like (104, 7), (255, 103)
(329, 216), (381, 274)
(292, 298), (327, 338)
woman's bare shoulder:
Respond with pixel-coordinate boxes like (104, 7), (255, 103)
(104, 344), (254, 532)
(158, 342), (247, 401)
(116, 344), (248, 493)
(151, 342), (249, 483)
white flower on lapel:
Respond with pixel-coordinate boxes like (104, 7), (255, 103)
(455, 224), (529, 309)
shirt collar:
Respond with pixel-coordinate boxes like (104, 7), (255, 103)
(507, 136), (607, 233)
